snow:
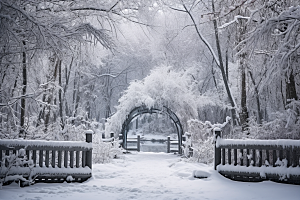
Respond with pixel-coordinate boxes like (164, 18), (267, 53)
(1, 166), (91, 177)
(216, 138), (300, 148)
(217, 164), (300, 177)
(1, 152), (299, 200)
(0, 139), (92, 149)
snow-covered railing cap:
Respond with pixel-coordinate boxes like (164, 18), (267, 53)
(85, 130), (94, 134)
(213, 127), (221, 132)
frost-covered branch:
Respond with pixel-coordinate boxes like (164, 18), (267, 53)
(218, 15), (250, 29)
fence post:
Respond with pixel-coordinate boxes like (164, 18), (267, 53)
(180, 135), (187, 155)
(137, 135), (140, 152)
(167, 136), (171, 153)
(110, 132), (114, 139)
(86, 130), (93, 169)
(214, 128), (221, 170)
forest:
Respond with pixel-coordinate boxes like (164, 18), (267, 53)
(0, 0), (299, 142)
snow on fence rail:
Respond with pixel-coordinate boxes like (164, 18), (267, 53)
(0, 130), (93, 185)
(214, 129), (300, 184)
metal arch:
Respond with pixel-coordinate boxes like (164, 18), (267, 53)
(120, 105), (183, 154)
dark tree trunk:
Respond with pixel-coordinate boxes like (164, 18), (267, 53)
(20, 40), (27, 138)
(225, 49), (229, 81)
(286, 72), (298, 104)
(240, 57), (248, 131)
(58, 60), (64, 129)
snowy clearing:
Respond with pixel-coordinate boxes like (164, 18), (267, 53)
(0, 152), (299, 200)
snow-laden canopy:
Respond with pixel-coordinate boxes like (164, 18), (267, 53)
(105, 65), (220, 135)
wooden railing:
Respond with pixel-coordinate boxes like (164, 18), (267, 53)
(0, 131), (93, 185)
(117, 133), (180, 153)
(167, 136), (180, 153)
(214, 129), (300, 184)
(126, 135), (141, 152)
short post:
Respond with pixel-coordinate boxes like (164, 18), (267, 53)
(137, 135), (140, 152)
(167, 136), (170, 153)
(86, 130), (93, 169)
(182, 135), (186, 155)
(110, 132), (115, 146)
(214, 128), (221, 170)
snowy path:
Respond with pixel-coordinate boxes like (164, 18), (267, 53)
(1, 152), (299, 200)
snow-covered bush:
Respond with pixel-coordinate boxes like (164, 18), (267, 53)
(247, 100), (300, 140)
(106, 65), (219, 136)
(186, 117), (232, 164)
(0, 148), (35, 188)
(92, 133), (123, 164)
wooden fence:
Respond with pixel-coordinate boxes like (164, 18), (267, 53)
(117, 134), (180, 153)
(0, 131), (93, 185)
(214, 129), (300, 184)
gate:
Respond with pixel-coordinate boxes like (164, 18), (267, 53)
(119, 105), (184, 154)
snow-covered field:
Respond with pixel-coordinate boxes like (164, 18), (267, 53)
(1, 152), (299, 200)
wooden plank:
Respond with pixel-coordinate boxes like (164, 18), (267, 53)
(26, 150), (30, 162)
(273, 150), (277, 166)
(222, 148), (225, 165)
(292, 149), (297, 167)
(58, 151), (62, 168)
(139, 139), (168, 142)
(82, 151), (86, 167)
(39, 150), (43, 167)
(0, 145), (91, 151)
(76, 151), (80, 168)
(246, 149), (249, 167)
(266, 150), (269, 166)
(258, 150), (262, 167)
(167, 136), (170, 153)
(45, 150), (49, 167)
(228, 149), (231, 165)
(279, 149), (283, 161)
(296, 150), (299, 167)
(286, 150), (290, 167)
(33, 150), (37, 166)
(234, 149), (237, 166)
(137, 135), (140, 152)
(240, 149), (243, 166)
(64, 150), (68, 168)
(51, 150), (56, 168)
(5, 150), (9, 167)
(252, 149), (256, 166)
(126, 148), (138, 151)
(70, 151), (74, 168)
(218, 170), (300, 185)
(218, 143), (300, 150)
(0, 150), (2, 165)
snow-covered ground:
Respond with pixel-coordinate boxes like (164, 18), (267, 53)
(1, 152), (299, 200)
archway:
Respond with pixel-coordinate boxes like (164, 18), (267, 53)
(120, 105), (183, 154)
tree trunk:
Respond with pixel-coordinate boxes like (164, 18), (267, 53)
(20, 40), (27, 138)
(44, 58), (59, 129)
(211, 1), (239, 125)
(73, 71), (81, 124)
(58, 60), (64, 129)
(235, 5), (249, 130)
(248, 71), (262, 124)
(286, 71), (298, 104)
(64, 57), (73, 117)
(240, 55), (248, 131)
